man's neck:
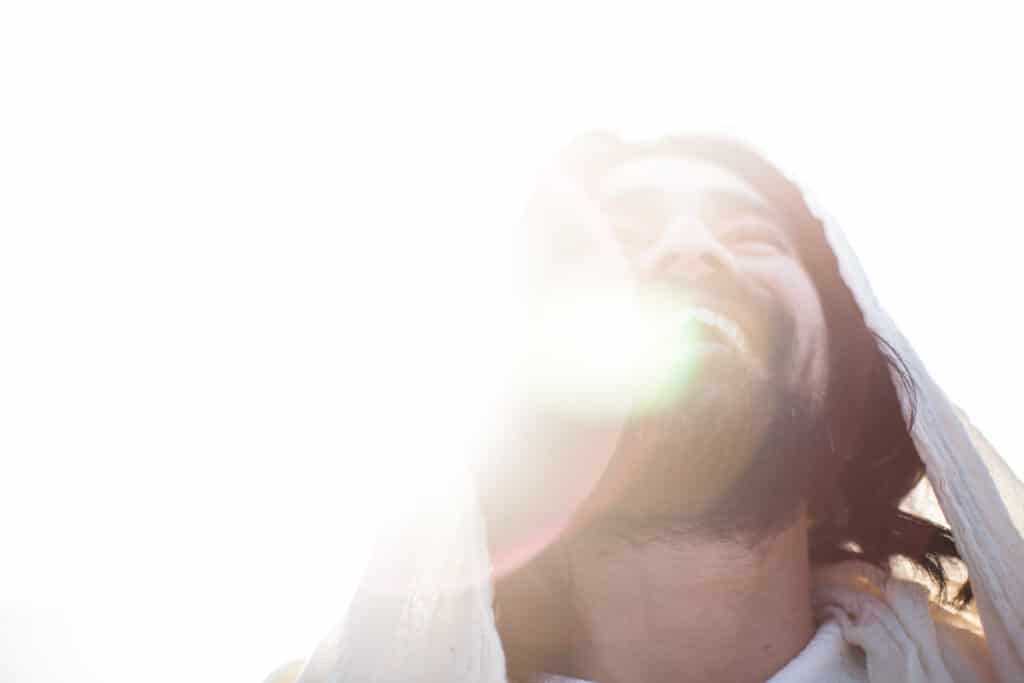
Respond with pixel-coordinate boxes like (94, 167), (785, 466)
(498, 517), (815, 683)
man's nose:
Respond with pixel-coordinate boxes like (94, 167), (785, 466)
(636, 218), (738, 283)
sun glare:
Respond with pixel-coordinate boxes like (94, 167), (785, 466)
(4, 4), (1022, 682)
(526, 282), (701, 418)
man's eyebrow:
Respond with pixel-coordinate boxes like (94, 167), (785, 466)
(703, 189), (779, 222)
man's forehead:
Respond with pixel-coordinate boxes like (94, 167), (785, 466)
(598, 156), (765, 207)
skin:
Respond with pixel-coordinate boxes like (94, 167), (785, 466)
(599, 156), (828, 396)
(493, 156), (832, 683)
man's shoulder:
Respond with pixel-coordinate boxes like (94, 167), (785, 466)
(929, 605), (998, 682)
(813, 560), (998, 682)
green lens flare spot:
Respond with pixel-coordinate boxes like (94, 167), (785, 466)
(526, 283), (702, 419)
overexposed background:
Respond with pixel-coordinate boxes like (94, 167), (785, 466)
(1, 3), (1021, 681)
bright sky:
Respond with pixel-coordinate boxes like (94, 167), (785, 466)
(1, 3), (1022, 682)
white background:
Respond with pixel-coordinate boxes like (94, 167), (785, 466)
(1, 3), (1022, 681)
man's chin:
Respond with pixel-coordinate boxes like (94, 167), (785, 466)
(640, 340), (773, 416)
(573, 350), (797, 540)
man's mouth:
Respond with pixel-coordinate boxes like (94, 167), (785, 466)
(672, 306), (751, 355)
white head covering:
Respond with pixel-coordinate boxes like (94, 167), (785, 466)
(292, 138), (1024, 683)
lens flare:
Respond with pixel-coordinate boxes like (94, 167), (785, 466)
(525, 282), (703, 418)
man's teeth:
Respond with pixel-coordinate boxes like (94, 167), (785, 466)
(678, 307), (749, 353)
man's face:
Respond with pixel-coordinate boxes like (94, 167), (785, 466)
(597, 156), (829, 399)
(570, 155), (832, 535)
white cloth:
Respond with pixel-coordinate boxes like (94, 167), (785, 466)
(809, 189), (1024, 682)
(781, 560), (995, 682)
(293, 153), (1024, 683)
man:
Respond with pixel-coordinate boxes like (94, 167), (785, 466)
(288, 134), (1024, 682)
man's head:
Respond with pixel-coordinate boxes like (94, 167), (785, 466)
(494, 132), (970, 679)
(513, 131), (965, 585)
(544, 136), (835, 542)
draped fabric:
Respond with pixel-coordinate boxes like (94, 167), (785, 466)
(291, 144), (1024, 683)
(808, 189), (1024, 682)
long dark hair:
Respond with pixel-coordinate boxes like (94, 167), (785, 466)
(560, 132), (972, 607)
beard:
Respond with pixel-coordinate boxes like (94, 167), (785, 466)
(572, 317), (828, 544)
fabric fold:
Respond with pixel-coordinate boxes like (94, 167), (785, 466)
(809, 191), (1024, 683)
